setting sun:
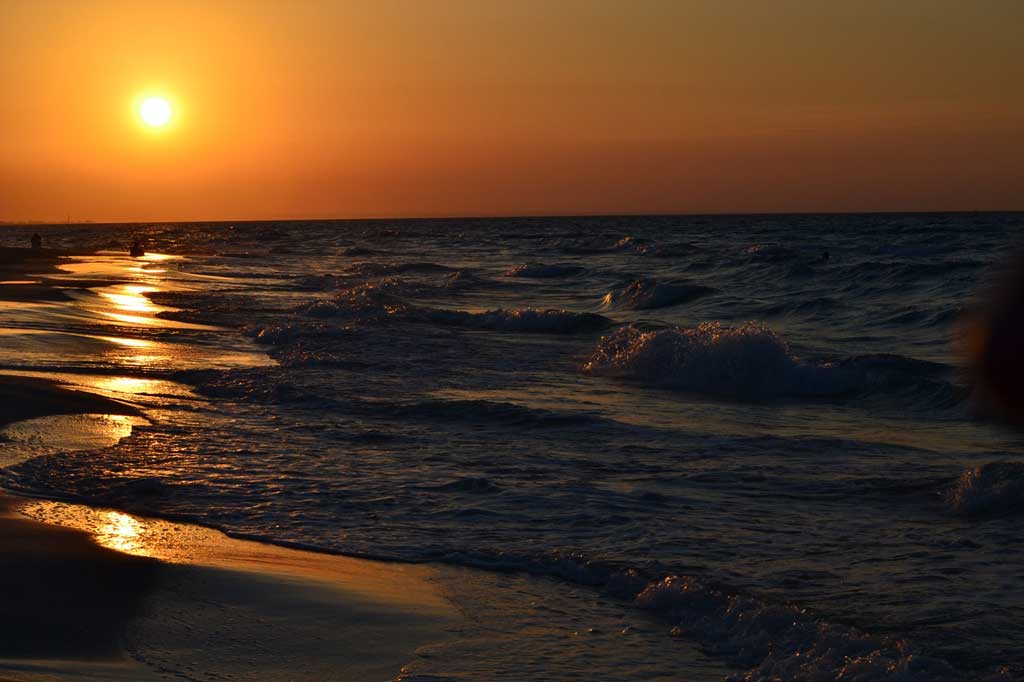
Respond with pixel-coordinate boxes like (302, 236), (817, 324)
(139, 96), (172, 127)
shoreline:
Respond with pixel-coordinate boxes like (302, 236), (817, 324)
(0, 248), (456, 680)
(0, 489), (457, 681)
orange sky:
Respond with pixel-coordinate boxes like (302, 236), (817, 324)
(2, 0), (1022, 222)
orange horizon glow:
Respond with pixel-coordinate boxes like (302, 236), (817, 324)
(2, 0), (1023, 223)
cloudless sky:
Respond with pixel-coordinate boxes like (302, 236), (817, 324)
(1, 0), (1022, 222)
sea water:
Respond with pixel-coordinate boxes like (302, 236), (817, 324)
(1, 213), (1022, 680)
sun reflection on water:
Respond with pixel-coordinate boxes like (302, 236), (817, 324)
(100, 336), (153, 348)
(0, 251), (271, 385)
(92, 376), (164, 394)
(101, 290), (159, 313)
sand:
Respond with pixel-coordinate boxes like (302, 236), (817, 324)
(0, 376), (142, 428)
(0, 495), (161, 680)
(0, 247), (64, 280)
(0, 495), (456, 681)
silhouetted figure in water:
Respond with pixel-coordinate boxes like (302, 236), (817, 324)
(30, 234), (41, 250)
(819, 250), (830, 264)
(129, 239), (145, 258)
(965, 251), (1024, 426)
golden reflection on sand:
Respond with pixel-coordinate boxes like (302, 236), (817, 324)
(17, 500), (450, 610)
(0, 370), (195, 400)
(99, 511), (146, 556)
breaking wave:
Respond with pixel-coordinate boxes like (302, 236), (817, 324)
(413, 550), (1007, 682)
(584, 323), (845, 398)
(584, 323), (962, 404)
(285, 282), (612, 335)
(636, 576), (979, 681)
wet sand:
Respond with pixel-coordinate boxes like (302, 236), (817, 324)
(0, 494), (455, 681)
(0, 247), (67, 301)
(0, 495), (162, 680)
(0, 247), (64, 279)
(0, 375), (142, 426)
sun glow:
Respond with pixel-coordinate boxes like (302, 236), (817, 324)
(139, 96), (172, 127)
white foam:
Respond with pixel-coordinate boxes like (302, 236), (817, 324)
(636, 575), (968, 681)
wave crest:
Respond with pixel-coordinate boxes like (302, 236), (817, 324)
(279, 282), (612, 339)
(505, 263), (584, 278)
(584, 323), (843, 398)
(601, 278), (714, 310)
(427, 308), (611, 334)
(947, 461), (1024, 517)
(347, 261), (456, 278)
(583, 323), (964, 405)
(637, 576), (965, 681)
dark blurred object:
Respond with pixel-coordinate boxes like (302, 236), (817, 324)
(964, 252), (1024, 425)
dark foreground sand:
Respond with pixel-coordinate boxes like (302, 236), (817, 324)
(0, 494), (161, 681)
(0, 376), (142, 426)
(0, 249), (456, 680)
(0, 494), (456, 682)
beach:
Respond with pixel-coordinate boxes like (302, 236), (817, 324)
(0, 248), (455, 681)
(0, 491), (455, 682)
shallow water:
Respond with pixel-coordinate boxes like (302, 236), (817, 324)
(2, 214), (1023, 680)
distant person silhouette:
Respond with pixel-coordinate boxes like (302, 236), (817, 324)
(30, 234), (41, 250)
(966, 251), (1024, 426)
(819, 250), (830, 263)
(129, 239), (145, 258)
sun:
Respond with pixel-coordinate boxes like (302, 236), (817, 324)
(139, 96), (172, 127)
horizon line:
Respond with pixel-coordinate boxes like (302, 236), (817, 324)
(3, 207), (1024, 227)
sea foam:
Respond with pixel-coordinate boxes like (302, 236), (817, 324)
(637, 576), (969, 681)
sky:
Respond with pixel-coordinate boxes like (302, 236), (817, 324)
(1, 0), (1022, 222)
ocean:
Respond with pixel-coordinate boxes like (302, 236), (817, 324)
(1, 213), (1022, 680)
